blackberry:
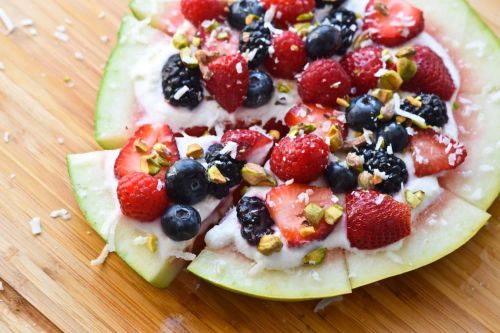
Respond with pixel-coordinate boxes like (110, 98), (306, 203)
(325, 8), (358, 54)
(400, 93), (449, 127)
(237, 196), (274, 245)
(346, 95), (383, 131)
(161, 54), (203, 109)
(205, 143), (224, 163)
(239, 20), (271, 68)
(207, 151), (245, 198)
(357, 147), (408, 194)
(315, 0), (346, 9)
(228, 0), (265, 30)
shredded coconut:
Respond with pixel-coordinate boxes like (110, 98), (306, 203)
(50, 209), (71, 221)
(264, 5), (277, 23)
(314, 296), (343, 313)
(0, 62), (4, 71)
(375, 194), (385, 205)
(74, 51), (84, 61)
(285, 178), (294, 185)
(53, 30), (69, 43)
(156, 179), (164, 191)
(57, 137), (64, 145)
(100, 35), (109, 44)
(0, 9), (15, 34)
(98, 11), (107, 19)
(3, 131), (10, 143)
(220, 141), (238, 159)
(91, 244), (110, 266)
(297, 189), (314, 205)
(29, 217), (42, 235)
(173, 85), (189, 100)
(0, 281), (3, 291)
(19, 18), (33, 27)
(235, 62), (243, 74)
(387, 144), (393, 154)
(132, 236), (148, 245)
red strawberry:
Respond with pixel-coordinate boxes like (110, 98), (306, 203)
(205, 54), (249, 112)
(199, 24), (240, 55)
(117, 172), (170, 222)
(409, 129), (467, 177)
(180, 0), (226, 26)
(261, 0), (315, 28)
(266, 184), (337, 247)
(298, 59), (351, 107)
(347, 190), (411, 250)
(114, 124), (180, 180)
(284, 103), (348, 139)
(340, 46), (384, 95)
(270, 133), (329, 183)
(221, 129), (274, 164)
(363, 0), (424, 47)
(264, 31), (307, 79)
(402, 46), (456, 100)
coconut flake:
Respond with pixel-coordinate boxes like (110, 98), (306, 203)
(57, 137), (65, 145)
(53, 30), (69, 43)
(50, 209), (71, 221)
(19, 18), (33, 27)
(100, 35), (109, 44)
(220, 141), (238, 159)
(314, 296), (343, 313)
(173, 85), (190, 100)
(29, 217), (42, 235)
(264, 5), (277, 23)
(235, 62), (243, 74)
(74, 51), (84, 61)
(0, 62), (4, 71)
(375, 194), (385, 205)
(285, 178), (294, 185)
(0, 9), (15, 34)
(387, 144), (393, 155)
(132, 236), (148, 245)
(156, 179), (164, 191)
(0, 281), (3, 291)
(375, 136), (384, 150)
(91, 244), (110, 266)
(3, 131), (10, 143)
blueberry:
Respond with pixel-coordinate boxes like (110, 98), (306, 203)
(245, 70), (274, 108)
(306, 25), (342, 60)
(377, 122), (409, 153)
(228, 0), (265, 30)
(346, 95), (384, 131)
(161, 205), (201, 241)
(166, 159), (208, 205)
(325, 162), (358, 193)
(207, 154), (244, 198)
(205, 143), (223, 163)
(315, 0), (346, 9)
(236, 196), (274, 245)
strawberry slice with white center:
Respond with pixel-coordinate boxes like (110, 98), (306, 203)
(346, 189), (411, 250)
(284, 103), (348, 139)
(114, 124), (180, 180)
(221, 129), (274, 164)
(266, 184), (338, 247)
(410, 129), (467, 177)
(363, 0), (425, 47)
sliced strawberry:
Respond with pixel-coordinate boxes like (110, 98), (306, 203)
(409, 129), (467, 177)
(199, 24), (240, 56)
(266, 184), (338, 247)
(221, 129), (274, 164)
(284, 103), (348, 139)
(363, 0), (424, 47)
(114, 124), (180, 180)
(347, 190), (411, 250)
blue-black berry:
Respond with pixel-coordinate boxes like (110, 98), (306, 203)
(228, 0), (265, 30)
(166, 159), (208, 205)
(325, 162), (358, 193)
(324, 8), (358, 54)
(207, 149), (245, 199)
(239, 20), (271, 68)
(245, 70), (274, 108)
(161, 205), (201, 241)
(400, 93), (449, 127)
(237, 196), (274, 245)
(306, 25), (342, 59)
(346, 95), (383, 131)
(377, 122), (409, 153)
(315, 0), (346, 9)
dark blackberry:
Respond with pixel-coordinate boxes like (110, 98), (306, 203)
(207, 152), (245, 198)
(161, 54), (203, 109)
(400, 93), (449, 127)
(315, 0), (346, 9)
(357, 147), (408, 194)
(346, 95), (383, 131)
(324, 8), (358, 54)
(228, 0), (265, 30)
(237, 196), (274, 245)
(205, 143), (223, 163)
(239, 20), (271, 68)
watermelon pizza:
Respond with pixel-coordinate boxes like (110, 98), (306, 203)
(67, 0), (499, 299)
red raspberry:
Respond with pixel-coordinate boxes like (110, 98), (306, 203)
(270, 134), (329, 183)
(205, 54), (249, 112)
(264, 31), (307, 79)
(298, 59), (351, 107)
(340, 46), (384, 95)
(117, 172), (170, 222)
(181, 0), (226, 26)
(402, 46), (456, 100)
(261, 0), (315, 28)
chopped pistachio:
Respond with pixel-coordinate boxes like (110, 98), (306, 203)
(324, 205), (343, 225)
(299, 226), (316, 238)
(452, 102), (460, 111)
(395, 46), (417, 59)
(378, 102), (396, 121)
(205, 20), (219, 32)
(371, 88), (394, 104)
(134, 138), (149, 153)
(397, 57), (417, 81)
(186, 143), (204, 159)
(353, 30), (370, 49)
(405, 189), (425, 209)
(173, 32), (189, 49)
(216, 31), (229, 40)
(180, 47), (199, 69)
(395, 115), (407, 124)
(156, 155), (171, 167)
(358, 171), (374, 190)
(374, 2), (389, 15)
(372, 174), (384, 185)
(326, 124), (344, 152)
(207, 165), (227, 184)
(240, 185), (249, 196)
(257, 235), (283, 255)
(346, 152), (364, 172)
(245, 14), (261, 25)
(294, 22), (313, 37)
(140, 153), (161, 176)
(304, 203), (324, 226)
(379, 70), (403, 90)
(406, 96), (422, 108)
(269, 129), (280, 141)
(147, 233), (158, 253)
(303, 248), (327, 265)
(336, 97), (350, 108)
(241, 31), (251, 43)
(296, 11), (314, 22)
(288, 123), (317, 137)
(343, 131), (374, 150)
(153, 143), (172, 159)
(241, 163), (277, 186)
(191, 36), (201, 48)
(277, 81), (291, 93)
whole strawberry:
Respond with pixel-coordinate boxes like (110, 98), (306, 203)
(270, 133), (329, 183)
(181, 0), (226, 26)
(261, 0), (315, 28)
(402, 46), (456, 100)
(347, 190), (411, 250)
(117, 172), (170, 222)
(265, 31), (307, 79)
(298, 59), (351, 107)
(221, 129), (274, 164)
(206, 54), (250, 112)
(340, 46), (384, 95)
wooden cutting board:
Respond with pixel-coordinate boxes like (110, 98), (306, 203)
(0, 1), (498, 332)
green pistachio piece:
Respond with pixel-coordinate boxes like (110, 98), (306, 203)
(241, 163), (277, 187)
(327, 124), (344, 152)
(397, 57), (417, 81)
(186, 143), (204, 159)
(358, 171), (374, 190)
(207, 165), (227, 184)
(371, 88), (394, 104)
(395, 46), (417, 59)
(299, 226), (316, 238)
(173, 33), (189, 50)
(304, 203), (324, 226)
(405, 189), (425, 209)
(324, 205), (343, 225)
(257, 235), (283, 256)
(379, 70), (403, 90)
(134, 138), (149, 153)
(147, 234), (158, 253)
(296, 11), (314, 22)
(180, 47), (199, 69)
(303, 248), (327, 265)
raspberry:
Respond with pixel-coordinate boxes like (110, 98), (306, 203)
(117, 172), (170, 222)
(180, 0), (226, 26)
(205, 54), (250, 112)
(298, 59), (351, 107)
(270, 134), (329, 183)
(340, 46), (384, 95)
(264, 31), (307, 79)
(261, 0), (315, 28)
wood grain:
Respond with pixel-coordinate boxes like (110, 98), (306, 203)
(0, 0), (498, 332)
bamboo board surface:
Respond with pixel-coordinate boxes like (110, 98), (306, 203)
(0, 0), (498, 332)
